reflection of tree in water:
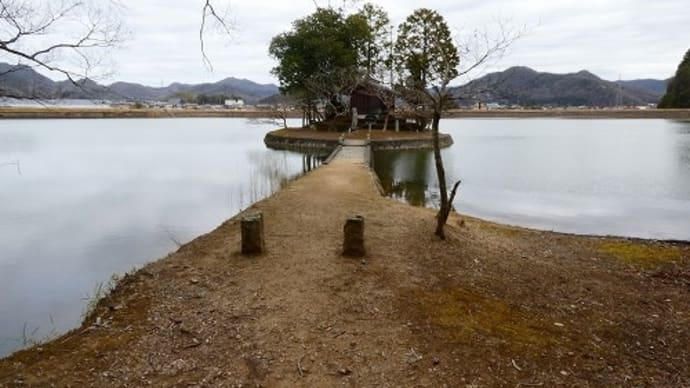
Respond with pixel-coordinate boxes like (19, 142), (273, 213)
(302, 153), (325, 173)
(674, 123), (690, 194)
(248, 152), (290, 196)
(374, 150), (435, 207)
(242, 151), (327, 207)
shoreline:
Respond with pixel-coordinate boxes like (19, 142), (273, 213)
(1, 152), (688, 386)
(0, 107), (302, 119)
(263, 128), (454, 153)
(445, 108), (690, 119)
(2, 106), (690, 119)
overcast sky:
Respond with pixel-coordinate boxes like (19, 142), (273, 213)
(14, 0), (690, 86)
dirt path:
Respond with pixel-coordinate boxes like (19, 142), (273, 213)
(1, 157), (689, 387)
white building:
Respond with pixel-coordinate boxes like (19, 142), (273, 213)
(224, 98), (245, 108)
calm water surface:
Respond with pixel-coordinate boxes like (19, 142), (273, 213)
(375, 118), (690, 240)
(0, 118), (313, 357)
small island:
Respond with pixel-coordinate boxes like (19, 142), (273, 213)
(264, 128), (454, 154)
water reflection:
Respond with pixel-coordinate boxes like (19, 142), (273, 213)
(302, 153), (325, 173)
(373, 150), (434, 206)
(374, 118), (690, 241)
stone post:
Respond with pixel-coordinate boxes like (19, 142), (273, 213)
(351, 107), (358, 132)
(395, 119), (399, 132)
(343, 215), (365, 257)
(241, 212), (264, 255)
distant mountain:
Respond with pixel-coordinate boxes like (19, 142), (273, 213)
(451, 66), (664, 107)
(616, 79), (669, 95)
(0, 62), (279, 103)
(0, 63), (59, 98)
(2, 62), (668, 108)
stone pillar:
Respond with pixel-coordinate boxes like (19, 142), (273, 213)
(395, 119), (399, 132)
(343, 215), (365, 257)
(351, 107), (358, 132)
(241, 212), (264, 255)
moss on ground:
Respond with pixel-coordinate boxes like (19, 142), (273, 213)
(410, 287), (558, 352)
(598, 241), (681, 267)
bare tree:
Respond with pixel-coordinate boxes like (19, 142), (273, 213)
(0, 0), (125, 90)
(249, 95), (295, 129)
(395, 9), (524, 239)
(431, 24), (523, 238)
(199, 0), (236, 70)
(1, 1), (235, 99)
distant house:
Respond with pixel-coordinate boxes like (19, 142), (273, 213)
(349, 80), (392, 119)
(224, 98), (245, 109)
(167, 97), (182, 106)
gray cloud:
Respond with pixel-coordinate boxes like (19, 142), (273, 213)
(13, 0), (690, 85)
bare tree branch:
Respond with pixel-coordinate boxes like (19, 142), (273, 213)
(0, 0), (126, 97)
(448, 179), (461, 205)
(199, 0), (235, 71)
(455, 19), (528, 79)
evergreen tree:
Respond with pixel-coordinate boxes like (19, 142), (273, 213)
(394, 8), (460, 239)
(659, 49), (690, 108)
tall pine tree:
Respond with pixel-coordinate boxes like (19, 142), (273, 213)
(658, 49), (690, 108)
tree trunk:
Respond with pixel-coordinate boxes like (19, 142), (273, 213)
(432, 111), (450, 239)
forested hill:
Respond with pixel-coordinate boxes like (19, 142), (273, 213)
(0, 62), (279, 103)
(1, 62), (668, 108)
(451, 66), (666, 107)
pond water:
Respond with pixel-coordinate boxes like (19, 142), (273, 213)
(0, 118), (315, 357)
(374, 118), (690, 241)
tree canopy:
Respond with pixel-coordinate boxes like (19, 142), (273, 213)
(394, 8), (459, 130)
(354, 3), (391, 79)
(268, 7), (374, 121)
(268, 3), (397, 123)
(658, 49), (690, 109)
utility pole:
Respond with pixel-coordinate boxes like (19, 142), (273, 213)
(616, 73), (623, 107)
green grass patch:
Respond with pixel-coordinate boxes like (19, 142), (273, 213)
(598, 241), (681, 267)
(410, 287), (557, 352)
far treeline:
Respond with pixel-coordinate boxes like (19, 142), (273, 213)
(658, 48), (690, 109)
(172, 92), (242, 105)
